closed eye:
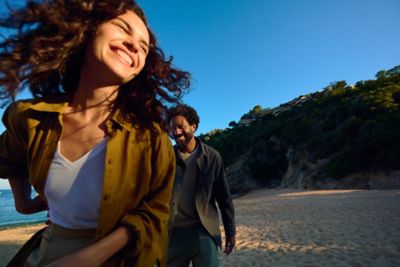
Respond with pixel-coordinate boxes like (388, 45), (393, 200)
(114, 17), (149, 55)
(139, 43), (148, 54)
(113, 22), (129, 34)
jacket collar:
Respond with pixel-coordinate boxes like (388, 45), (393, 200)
(28, 96), (134, 132)
(29, 96), (69, 113)
(174, 137), (209, 161)
(196, 137), (209, 158)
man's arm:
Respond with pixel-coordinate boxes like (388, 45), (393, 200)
(214, 153), (236, 255)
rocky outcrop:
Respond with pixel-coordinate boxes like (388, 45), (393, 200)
(227, 143), (400, 191)
(280, 148), (330, 189)
(226, 159), (264, 194)
(315, 170), (400, 189)
(279, 147), (400, 189)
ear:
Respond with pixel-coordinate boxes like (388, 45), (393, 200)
(191, 124), (197, 132)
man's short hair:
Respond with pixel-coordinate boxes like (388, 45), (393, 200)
(168, 104), (200, 130)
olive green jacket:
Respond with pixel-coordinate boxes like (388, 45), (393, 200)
(0, 97), (175, 267)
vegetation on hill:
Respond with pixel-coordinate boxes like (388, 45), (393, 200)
(199, 66), (400, 186)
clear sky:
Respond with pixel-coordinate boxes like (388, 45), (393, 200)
(0, 0), (399, 188)
(137, 0), (400, 134)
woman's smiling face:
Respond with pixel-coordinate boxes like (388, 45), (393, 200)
(85, 10), (150, 84)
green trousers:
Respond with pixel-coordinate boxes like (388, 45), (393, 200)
(25, 224), (95, 267)
(167, 225), (219, 267)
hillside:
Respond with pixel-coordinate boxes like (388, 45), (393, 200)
(200, 66), (400, 192)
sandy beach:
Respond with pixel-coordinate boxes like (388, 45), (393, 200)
(1, 189), (400, 267)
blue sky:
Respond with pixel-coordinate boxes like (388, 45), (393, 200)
(138, 0), (399, 134)
(0, 0), (399, 188)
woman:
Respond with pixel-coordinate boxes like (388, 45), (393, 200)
(0, 0), (190, 266)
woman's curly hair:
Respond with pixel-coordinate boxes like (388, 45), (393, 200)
(0, 0), (190, 130)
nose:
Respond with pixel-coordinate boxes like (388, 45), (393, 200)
(123, 40), (138, 53)
(172, 128), (182, 136)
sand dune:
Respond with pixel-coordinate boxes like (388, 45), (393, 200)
(1, 189), (400, 267)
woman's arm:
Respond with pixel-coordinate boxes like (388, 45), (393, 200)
(46, 226), (131, 267)
(9, 177), (47, 214)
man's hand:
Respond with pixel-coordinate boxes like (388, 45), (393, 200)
(224, 235), (236, 255)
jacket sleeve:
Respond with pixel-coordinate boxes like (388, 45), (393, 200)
(214, 153), (236, 237)
(119, 131), (176, 260)
(0, 101), (29, 178)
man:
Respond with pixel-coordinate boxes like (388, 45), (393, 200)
(167, 104), (236, 267)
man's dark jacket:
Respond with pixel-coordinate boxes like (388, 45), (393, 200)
(169, 138), (236, 247)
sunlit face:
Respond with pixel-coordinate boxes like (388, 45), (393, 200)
(169, 115), (197, 147)
(85, 10), (150, 84)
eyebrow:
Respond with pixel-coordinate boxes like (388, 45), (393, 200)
(116, 17), (149, 50)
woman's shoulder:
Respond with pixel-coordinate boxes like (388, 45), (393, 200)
(5, 98), (37, 111)
(150, 122), (171, 140)
(2, 96), (68, 130)
(2, 98), (39, 122)
(144, 122), (173, 149)
(4, 96), (67, 114)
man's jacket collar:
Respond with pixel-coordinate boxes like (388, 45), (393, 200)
(174, 137), (209, 161)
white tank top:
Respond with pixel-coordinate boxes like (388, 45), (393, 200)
(45, 139), (107, 229)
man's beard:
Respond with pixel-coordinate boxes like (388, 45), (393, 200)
(174, 131), (194, 147)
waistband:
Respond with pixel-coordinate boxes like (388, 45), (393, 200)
(172, 222), (202, 231)
(46, 223), (96, 239)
